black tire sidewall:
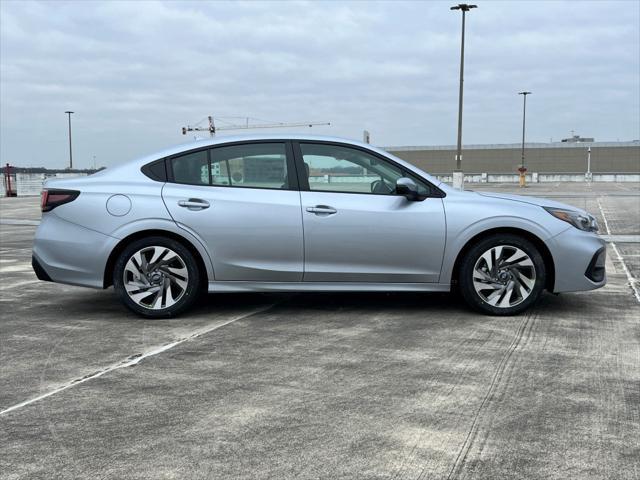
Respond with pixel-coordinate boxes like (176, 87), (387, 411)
(113, 236), (201, 318)
(459, 234), (546, 316)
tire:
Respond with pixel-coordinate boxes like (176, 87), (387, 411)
(113, 236), (201, 318)
(458, 233), (546, 316)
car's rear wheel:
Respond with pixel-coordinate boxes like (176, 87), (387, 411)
(113, 236), (201, 318)
(459, 234), (546, 316)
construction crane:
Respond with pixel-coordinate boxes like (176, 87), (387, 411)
(181, 116), (330, 137)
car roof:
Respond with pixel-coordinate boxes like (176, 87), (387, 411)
(149, 134), (376, 158)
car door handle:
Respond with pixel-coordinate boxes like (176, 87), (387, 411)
(178, 198), (210, 210)
(306, 205), (337, 215)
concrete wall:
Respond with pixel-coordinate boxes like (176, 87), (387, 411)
(16, 173), (47, 196)
(0, 172), (89, 197)
(309, 175), (378, 184)
(0, 170), (637, 198)
(432, 172), (640, 184)
(387, 142), (640, 174)
(307, 172), (640, 185)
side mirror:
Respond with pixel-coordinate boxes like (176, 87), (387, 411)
(396, 177), (420, 201)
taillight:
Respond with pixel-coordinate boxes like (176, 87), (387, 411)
(41, 189), (80, 212)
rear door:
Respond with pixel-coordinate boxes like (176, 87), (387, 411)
(295, 142), (446, 283)
(162, 141), (304, 281)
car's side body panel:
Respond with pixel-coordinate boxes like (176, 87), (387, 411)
(208, 281), (451, 293)
(108, 217), (216, 284)
(32, 134), (607, 302)
(299, 191), (446, 282)
(438, 190), (563, 284)
(38, 168), (217, 288)
(33, 212), (119, 289)
(43, 173), (172, 237)
(162, 183), (305, 281)
(438, 189), (606, 292)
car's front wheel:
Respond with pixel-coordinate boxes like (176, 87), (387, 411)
(113, 236), (201, 318)
(458, 234), (546, 316)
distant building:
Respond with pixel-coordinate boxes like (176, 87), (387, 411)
(385, 141), (640, 174)
(561, 134), (595, 143)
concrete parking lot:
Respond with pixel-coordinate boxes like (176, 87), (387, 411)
(1, 183), (639, 479)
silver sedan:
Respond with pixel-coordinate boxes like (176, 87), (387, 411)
(32, 135), (606, 318)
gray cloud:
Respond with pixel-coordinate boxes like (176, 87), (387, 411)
(1, 0), (638, 168)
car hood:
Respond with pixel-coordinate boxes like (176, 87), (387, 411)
(475, 191), (588, 214)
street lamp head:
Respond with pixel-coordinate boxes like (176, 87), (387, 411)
(65, 111), (74, 114)
(518, 91), (532, 96)
(451, 4), (477, 11)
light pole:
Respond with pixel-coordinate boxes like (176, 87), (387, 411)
(64, 111), (74, 169)
(450, 3), (477, 190)
(518, 92), (531, 187)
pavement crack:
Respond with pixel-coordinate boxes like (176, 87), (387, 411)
(0, 304), (277, 416)
(443, 311), (536, 480)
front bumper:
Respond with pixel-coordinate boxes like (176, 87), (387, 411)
(584, 247), (606, 283)
(32, 213), (118, 289)
(549, 227), (607, 293)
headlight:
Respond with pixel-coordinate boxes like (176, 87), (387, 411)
(543, 207), (599, 232)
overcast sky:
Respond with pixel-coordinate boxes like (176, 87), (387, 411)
(1, 0), (639, 169)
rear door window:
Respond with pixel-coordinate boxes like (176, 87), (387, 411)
(209, 143), (288, 189)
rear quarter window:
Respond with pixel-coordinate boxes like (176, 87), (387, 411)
(141, 159), (168, 182)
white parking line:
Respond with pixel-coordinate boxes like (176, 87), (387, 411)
(0, 219), (40, 226)
(597, 199), (640, 303)
(0, 304), (276, 416)
(600, 235), (640, 243)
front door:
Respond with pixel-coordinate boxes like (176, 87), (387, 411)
(296, 142), (446, 283)
(162, 141), (304, 282)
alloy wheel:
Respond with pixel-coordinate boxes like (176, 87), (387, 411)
(472, 245), (536, 308)
(123, 246), (189, 310)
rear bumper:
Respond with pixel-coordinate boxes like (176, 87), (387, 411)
(548, 228), (607, 293)
(32, 255), (52, 282)
(32, 213), (118, 289)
